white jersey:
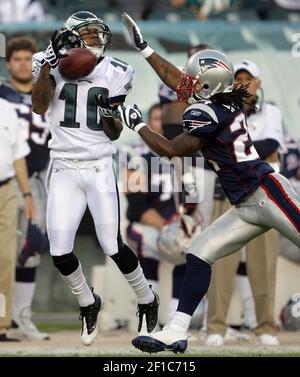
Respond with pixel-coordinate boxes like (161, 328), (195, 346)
(0, 98), (30, 181)
(33, 53), (134, 160)
(247, 102), (284, 150)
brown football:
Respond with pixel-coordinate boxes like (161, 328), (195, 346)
(58, 48), (97, 80)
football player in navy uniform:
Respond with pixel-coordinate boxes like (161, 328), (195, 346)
(0, 37), (50, 340)
(119, 15), (300, 353)
(206, 60), (285, 347)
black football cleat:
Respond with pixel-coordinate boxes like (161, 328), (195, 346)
(79, 289), (102, 346)
(137, 291), (159, 335)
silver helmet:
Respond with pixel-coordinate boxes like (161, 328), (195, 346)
(177, 49), (234, 104)
(63, 11), (111, 58)
(158, 215), (202, 266)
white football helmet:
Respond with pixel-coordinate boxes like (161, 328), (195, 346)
(63, 11), (112, 58)
(158, 215), (202, 265)
(177, 49), (234, 104)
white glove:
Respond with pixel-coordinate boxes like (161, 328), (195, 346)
(122, 12), (154, 58)
(117, 104), (146, 132)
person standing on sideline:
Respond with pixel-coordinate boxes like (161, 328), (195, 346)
(0, 37), (50, 341)
(0, 97), (35, 341)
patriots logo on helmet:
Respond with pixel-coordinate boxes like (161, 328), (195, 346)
(199, 58), (231, 75)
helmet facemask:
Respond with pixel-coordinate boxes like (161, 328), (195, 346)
(64, 15), (112, 58)
(75, 22), (111, 58)
(176, 72), (203, 104)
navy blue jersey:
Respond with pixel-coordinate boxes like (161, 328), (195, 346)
(0, 81), (50, 176)
(281, 136), (300, 180)
(183, 101), (274, 204)
(125, 141), (176, 222)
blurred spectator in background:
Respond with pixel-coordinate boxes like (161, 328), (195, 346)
(110, 0), (158, 19)
(275, 0), (300, 10)
(124, 104), (177, 296)
(279, 136), (300, 264)
(281, 136), (300, 186)
(0, 37), (50, 341)
(0, 0), (45, 23)
(170, 0), (230, 20)
(0, 95), (34, 341)
(124, 103), (202, 325)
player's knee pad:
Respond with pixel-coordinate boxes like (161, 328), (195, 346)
(47, 227), (77, 257)
(97, 230), (123, 257)
(52, 252), (79, 276)
(110, 242), (139, 274)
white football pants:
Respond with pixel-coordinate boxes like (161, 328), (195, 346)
(46, 157), (120, 256)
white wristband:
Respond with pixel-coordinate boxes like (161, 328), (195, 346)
(135, 123), (147, 132)
(140, 46), (154, 59)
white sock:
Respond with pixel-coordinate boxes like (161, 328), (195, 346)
(124, 264), (154, 304)
(168, 298), (179, 322)
(236, 275), (257, 329)
(147, 280), (159, 293)
(61, 263), (95, 307)
(170, 311), (192, 333)
(12, 282), (35, 321)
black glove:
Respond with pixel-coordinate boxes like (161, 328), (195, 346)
(44, 30), (68, 68)
(95, 95), (119, 118)
(117, 104), (146, 132)
(122, 13), (148, 52)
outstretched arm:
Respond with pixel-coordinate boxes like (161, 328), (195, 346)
(145, 52), (181, 91)
(122, 13), (181, 91)
(118, 104), (203, 158)
(138, 127), (202, 158)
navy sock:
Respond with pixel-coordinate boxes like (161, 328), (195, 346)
(172, 264), (186, 299)
(177, 254), (211, 316)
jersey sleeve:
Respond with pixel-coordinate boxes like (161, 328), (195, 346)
(108, 58), (134, 104)
(183, 103), (219, 143)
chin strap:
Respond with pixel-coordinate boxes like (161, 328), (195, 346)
(85, 46), (104, 58)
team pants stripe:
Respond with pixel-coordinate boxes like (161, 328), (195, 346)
(261, 175), (300, 232)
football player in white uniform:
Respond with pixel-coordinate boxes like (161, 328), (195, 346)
(32, 11), (158, 346)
